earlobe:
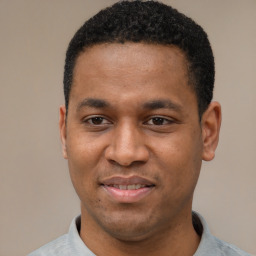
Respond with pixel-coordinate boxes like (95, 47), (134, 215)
(59, 105), (68, 159)
(201, 101), (222, 161)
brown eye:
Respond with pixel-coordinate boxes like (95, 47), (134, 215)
(146, 117), (174, 126)
(85, 116), (111, 125)
(151, 117), (165, 125)
(90, 117), (104, 125)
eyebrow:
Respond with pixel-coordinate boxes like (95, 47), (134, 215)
(76, 98), (182, 112)
(142, 99), (182, 112)
(76, 98), (110, 112)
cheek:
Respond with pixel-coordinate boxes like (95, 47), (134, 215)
(66, 131), (106, 169)
(155, 130), (202, 191)
(66, 138), (102, 194)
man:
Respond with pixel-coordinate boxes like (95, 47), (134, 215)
(29, 1), (250, 255)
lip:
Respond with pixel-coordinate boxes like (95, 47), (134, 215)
(101, 175), (154, 186)
(100, 175), (155, 203)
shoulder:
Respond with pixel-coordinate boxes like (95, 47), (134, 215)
(27, 216), (95, 256)
(28, 234), (70, 256)
(211, 236), (252, 256)
(194, 212), (252, 256)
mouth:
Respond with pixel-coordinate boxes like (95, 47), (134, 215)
(100, 176), (155, 203)
(108, 184), (152, 190)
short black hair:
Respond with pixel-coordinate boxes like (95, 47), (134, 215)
(64, 0), (214, 118)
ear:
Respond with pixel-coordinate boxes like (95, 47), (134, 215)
(201, 101), (222, 161)
(59, 105), (68, 159)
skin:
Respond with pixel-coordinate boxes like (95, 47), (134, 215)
(59, 43), (221, 256)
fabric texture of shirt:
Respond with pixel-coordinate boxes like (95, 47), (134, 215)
(28, 212), (251, 256)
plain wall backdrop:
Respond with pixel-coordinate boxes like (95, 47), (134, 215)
(0, 0), (255, 255)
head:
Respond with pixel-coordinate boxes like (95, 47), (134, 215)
(64, 0), (215, 119)
(59, 0), (221, 251)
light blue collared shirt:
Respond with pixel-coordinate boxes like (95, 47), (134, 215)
(28, 213), (251, 256)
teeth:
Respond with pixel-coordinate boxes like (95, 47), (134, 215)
(135, 184), (142, 189)
(112, 184), (147, 190)
(127, 185), (136, 190)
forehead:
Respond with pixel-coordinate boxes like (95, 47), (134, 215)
(70, 43), (195, 110)
(73, 42), (189, 85)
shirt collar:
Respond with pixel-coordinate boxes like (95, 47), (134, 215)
(67, 212), (222, 256)
(68, 216), (96, 256)
(193, 212), (223, 255)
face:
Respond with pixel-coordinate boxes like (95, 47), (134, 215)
(60, 43), (220, 241)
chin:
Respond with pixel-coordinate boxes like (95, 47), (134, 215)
(99, 212), (156, 242)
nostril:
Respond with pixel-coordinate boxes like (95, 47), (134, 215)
(107, 159), (128, 167)
(104, 130), (150, 166)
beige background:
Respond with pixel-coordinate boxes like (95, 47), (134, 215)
(0, 0), (255, 255)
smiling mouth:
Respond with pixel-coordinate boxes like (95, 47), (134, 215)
(107, 184), (153, 190)
(100, 176), (155, 203)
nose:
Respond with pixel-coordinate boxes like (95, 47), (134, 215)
(105, 121), (149, 167)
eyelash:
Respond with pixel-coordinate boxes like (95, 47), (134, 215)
(145, 116), (174, 126)
(83, 116), (174, 126)
(83, 116), (111, 125)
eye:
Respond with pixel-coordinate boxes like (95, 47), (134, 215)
(146, 117), (173, 125)
(84, 116), (111, 125)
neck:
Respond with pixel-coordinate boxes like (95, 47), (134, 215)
(79, 209), (200, 256)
